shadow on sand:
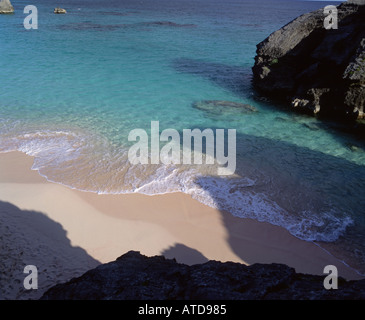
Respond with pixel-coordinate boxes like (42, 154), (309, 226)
(190, 126), (365, 275)
(162, 243), (209, 265)
(0, 201), (100, 300)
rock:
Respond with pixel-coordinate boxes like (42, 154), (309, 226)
(345, 142), (364, 152)
(193, 100), (257, 118)
(0, 0), (14, 14)
(54, 7), (67, 14)
(292, 98), (318, 114)
(348, 0), (365, 5)
(252, 2), (365, 120)
(40, 251), (365, 300)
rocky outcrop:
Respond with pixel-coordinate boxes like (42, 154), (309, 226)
(41, 251), (365, 300)
(252, 1), (365, 120)
(0, 0), (14, 14)
(348, 0), (365, 4)
(54, 7), (67, 14)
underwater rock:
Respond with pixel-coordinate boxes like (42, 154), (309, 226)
(193, 100), (257, 118)
(141, 21), (197, 28)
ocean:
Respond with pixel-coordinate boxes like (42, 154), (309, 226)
(1, 0), (364, 273)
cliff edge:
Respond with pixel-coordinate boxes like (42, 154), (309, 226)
(41, 251), (365, 300)
(252, 1), (365, 120)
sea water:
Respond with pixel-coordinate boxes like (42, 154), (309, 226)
(1, 0), (364, 273)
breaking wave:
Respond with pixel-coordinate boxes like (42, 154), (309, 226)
(0, 126), (354, 244)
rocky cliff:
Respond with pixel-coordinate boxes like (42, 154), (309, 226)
(252, 1), (365, 120)
(41, 251), (365, 300)
(0, 0), (14, 14)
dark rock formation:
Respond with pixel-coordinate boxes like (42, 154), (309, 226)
(0, 0), (14, 14)
(252, 1), (365, 120)
(41, 251), (365, 300)
(348, 0), (365, 4)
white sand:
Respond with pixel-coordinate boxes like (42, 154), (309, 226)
(0, 151), (362, 299)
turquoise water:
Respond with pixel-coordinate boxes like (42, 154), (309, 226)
(1, 0), (364, 272)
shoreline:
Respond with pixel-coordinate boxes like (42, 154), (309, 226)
(0, 151), (363, 299)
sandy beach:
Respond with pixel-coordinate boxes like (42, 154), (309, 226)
(0, 151), (363, 299)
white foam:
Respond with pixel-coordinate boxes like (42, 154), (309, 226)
(0, 127), (354, 244)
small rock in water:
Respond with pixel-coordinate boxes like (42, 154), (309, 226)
(193, 100), (257, 118)
(0, 0), (14, 14)
(54, 7), (67, 14)
(345, 142), (364, 153)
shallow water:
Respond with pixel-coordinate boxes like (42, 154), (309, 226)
(1, 0), (364, 273)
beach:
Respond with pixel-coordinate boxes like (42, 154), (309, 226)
(0, 151), (362, 300)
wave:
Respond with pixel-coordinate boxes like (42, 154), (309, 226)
(0, 127), (354, 244)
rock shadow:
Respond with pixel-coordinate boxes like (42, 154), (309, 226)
(0, 201), (100, 300)
(187, 128), (365, 275)
(172, 57), (252, 98)
(161, 243), (209, 265)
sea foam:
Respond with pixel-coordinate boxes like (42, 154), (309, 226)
(0, 127), (354, 244)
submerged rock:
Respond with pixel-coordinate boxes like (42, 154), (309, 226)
(140, 21), (197, 28)
(0, 0), (14, 14)
(41, 251), (365, 300)
(54, 7), (67, 14)
(252, 1), (365, 120)
(193, 100), (257, 118)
